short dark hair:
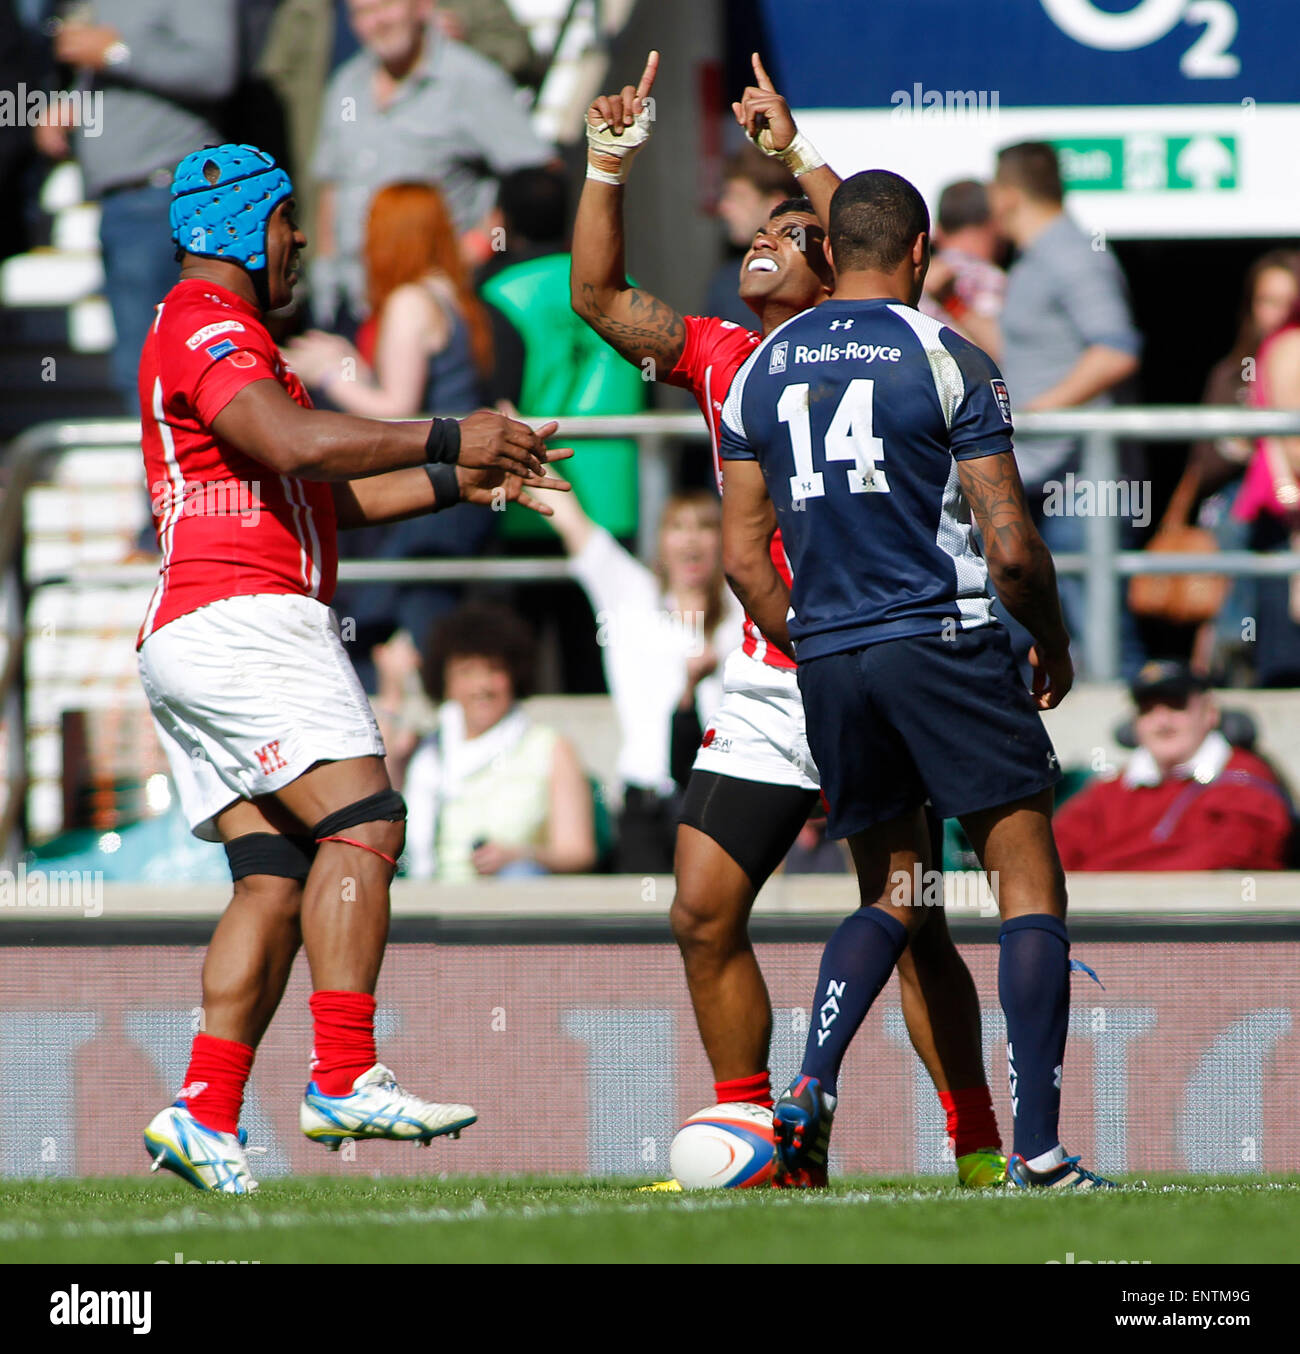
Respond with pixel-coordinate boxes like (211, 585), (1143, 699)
(769, 195), (815, 221)
(828, 170), (930, 273)
(995, 142), (1064, 205)
(498, 166), (568, 247)
(422, 602), (538, 702)
(936, 179), (991, 234)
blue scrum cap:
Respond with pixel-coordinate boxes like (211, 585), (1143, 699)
(169, 144), (293, 271)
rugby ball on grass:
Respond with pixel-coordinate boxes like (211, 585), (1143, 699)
(669, 1101), (778, 1189)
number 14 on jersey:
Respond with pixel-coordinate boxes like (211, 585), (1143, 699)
(777, 377), (891, 503)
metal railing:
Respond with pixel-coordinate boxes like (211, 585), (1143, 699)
(4, 407), (1300, 860)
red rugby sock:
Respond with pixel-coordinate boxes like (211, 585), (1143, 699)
(309, 990), (378, 1095)
(939, 1085), (1002, 1158)
(714, 1070), (773, 1110)
(177, 1033), (254, 1135)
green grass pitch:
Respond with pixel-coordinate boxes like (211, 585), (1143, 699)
(2, 1175), (1298, 1264)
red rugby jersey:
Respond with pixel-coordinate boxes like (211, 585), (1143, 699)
(666, 314), (795, 671)
(136, 279), (337, 647)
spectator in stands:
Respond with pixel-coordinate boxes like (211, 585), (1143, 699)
(920, 179), (1004, 356)
(306, 180), (499, 694)
(287, 181), (490, 416)
(311, 0), (553, 329)
(369, 629), (429, 791)
(701, 144), (798, 329)
(988, 141), (1143, 668)
(434, 0), (541, 89)
(1179, 251), (1300, 677)
(1189, 252), (1300, 515)
(475, 165), (568, 409)
(402, 602), (597, 881)
(479, 166), (645, 542)
(260, 0), (361, 246)
(217, 2), (292, 178)
(1052, 660), (1293, 871)
(543, 485), (745, 873)
(36, 1), (240, 407)
(1235, 285), (1300, 685)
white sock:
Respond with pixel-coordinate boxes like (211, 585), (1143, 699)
(1026, 1144), (1066, 1173)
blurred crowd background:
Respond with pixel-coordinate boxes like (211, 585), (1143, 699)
(3, 0), (1300, 883)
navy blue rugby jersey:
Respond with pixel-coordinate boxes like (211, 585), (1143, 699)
(719, 297), (1016, 662)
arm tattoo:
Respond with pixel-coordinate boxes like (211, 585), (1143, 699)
(959, 451), (1040, 563)
(959, 452), (1068, 650)
(577, 282), (686, 372)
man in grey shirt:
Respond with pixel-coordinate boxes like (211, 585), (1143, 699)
(312, 0), (553, 326)
(989, 141), (1142, 663)
(45, 1), (240, 405)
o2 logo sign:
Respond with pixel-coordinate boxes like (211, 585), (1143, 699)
(1040, 0), (1239, 78)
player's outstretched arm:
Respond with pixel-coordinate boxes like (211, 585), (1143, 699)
(721, 458), (793, 659)
(733, 52), (840, 230)
(331, 446), (574, 527)
(957, 450), (1073, 709)
(570, 51), (688, 379)
(211, 378), (555, 481)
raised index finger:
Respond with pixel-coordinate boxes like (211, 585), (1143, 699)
(751, 51), (775, 91)
(636, 49), (660, 101)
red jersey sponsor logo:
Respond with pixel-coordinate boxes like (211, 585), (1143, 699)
(185, 319), (245, 350)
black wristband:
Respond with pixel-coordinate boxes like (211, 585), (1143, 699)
(424, 416), (461, 464)
(425, 462), (461, 510)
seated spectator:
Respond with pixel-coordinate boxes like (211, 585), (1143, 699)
(1234, 286), (1300, 685)
(919, 179), (1004, 357)
(287, 180), (490, 415)
(544, 485), (744, 873)
(1052, 661), (1293, 871)
(303, 183), (498, 694)
(1178, 250), (1300, 677)
(701, 144), (798, 329)
(403, 603), (597, 881)
(311, 0), (553, 330)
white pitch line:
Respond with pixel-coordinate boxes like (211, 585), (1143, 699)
(0, 1189), (928, 1244)
(0, 1180), (1293, 1245)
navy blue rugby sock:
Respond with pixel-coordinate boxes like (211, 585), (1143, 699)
(800, 906), (909, 1096)
(999, 913), (1070, 1165)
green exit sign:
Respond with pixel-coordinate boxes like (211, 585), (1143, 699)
(1053, 135), (1237, 192)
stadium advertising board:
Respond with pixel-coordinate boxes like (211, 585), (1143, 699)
(766, 0), (1300, 239)
(2, 941), (1295, 1179)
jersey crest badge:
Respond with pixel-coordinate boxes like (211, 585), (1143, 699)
(990, 378), (1013, 424)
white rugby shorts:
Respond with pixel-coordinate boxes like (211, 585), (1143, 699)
(138, 593), (385, 840)
(691, 647), (820, 791)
